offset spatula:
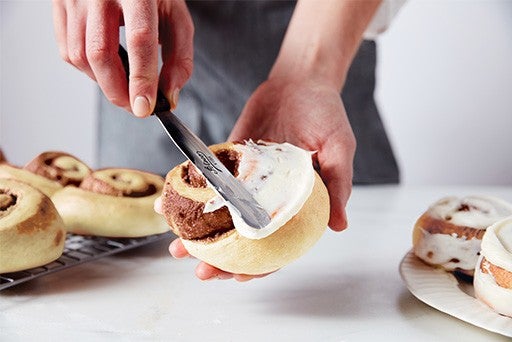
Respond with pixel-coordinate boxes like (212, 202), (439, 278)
(118, 45), (271, 229)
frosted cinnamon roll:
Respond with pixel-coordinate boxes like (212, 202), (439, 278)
(161, 140), (330, 275)
(0, 178), (65, 273)
(413, 196), (512, 275)
(24, 151), (91, 187)
(474, 217), (512, 317)
(51, 168), (168, 237)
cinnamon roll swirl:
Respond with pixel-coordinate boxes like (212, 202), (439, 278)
(0, 178), (65, 273)
(161, 141), (329, 275)
(474, 217), (512, 317)
(24, 151), (91, 187)
(0, 163), (63, 197)
(413, 196), (512, 276)
(52, 168), (168, 237)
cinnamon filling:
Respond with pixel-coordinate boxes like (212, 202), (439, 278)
(417, 214), (486, 240)
(80, 172), (157, 197)
(481, 257), (512, 289)
(0, 191), (17, 212)
(164, 148), (241, 240)
(24, 152), (90, 186)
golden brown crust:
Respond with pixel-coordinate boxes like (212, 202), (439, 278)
(162, 141), (330, 275)
(52, 168), (168, 237)
(0, 163), (63, 197)
(24, 151), (91, 187)
(181, 173), (329, 274)
(480, 257), (512, 289)
(0, 178), (66, 273)
(0, 149), (6, 164)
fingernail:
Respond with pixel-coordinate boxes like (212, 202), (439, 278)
(133, 96), (150, 117)
(170, 89), (180, 110)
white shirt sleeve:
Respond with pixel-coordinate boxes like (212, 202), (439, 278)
(363, 0), (407, 40)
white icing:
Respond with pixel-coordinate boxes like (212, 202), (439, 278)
(474, 255), (512, 317)
(203, 140), (315, 240)
(428, 195), (512, 229)
(414, 227), (481, 271)
(480, 216), (512, 272)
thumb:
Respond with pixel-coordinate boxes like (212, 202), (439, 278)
(317, 138), (355, 232)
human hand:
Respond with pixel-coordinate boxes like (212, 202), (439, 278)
(230, 76), (356, 232)
(52, 0), (193, 117)
(166, 75), (355, 281)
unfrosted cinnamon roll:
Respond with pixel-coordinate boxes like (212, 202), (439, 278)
(0, 163), (63, 197)
(0, 178), (65, 273)
(0, 149), (6, 163)
(161, 140), (329, 275)
(474, 217), (512, 317)
(52, 168), (168, 237)
(413, 196), (512, 276)
(24, 151), (91, 187)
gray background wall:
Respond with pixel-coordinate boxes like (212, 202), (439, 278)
(1, 0), (511, 185)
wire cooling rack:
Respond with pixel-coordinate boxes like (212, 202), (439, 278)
(0, 232), (172, 291)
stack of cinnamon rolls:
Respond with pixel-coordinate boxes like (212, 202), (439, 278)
(413, 195), (512, 317)
(0, 149), (168, 274)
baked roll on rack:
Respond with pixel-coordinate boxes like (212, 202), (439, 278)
(0, 151), (91, 197)
(52, 168), (168, 237)
(0, 178), (66, 273)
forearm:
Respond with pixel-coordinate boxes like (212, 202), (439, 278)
(270, 0), (382, 91)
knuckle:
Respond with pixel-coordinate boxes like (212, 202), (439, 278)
(67, 48), (88, 68)
(86, 44), (114, 67)
(127, 26), (156, 48)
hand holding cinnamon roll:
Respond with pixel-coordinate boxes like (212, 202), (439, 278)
(0, 178), (66, 273)
(52, 168), (168, 237)
(160, 140), (330, 275)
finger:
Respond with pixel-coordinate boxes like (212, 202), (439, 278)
(86, 1), (130, 111)
(64, 0), (95, 80)
(122, 0), (159, 117)
(52, 0), (69, 63)
(159, 0), (194, 110)
(169, 238), (190, 259)
(195, 262), (233, 281)
(153, 196), (163, 214)
(233, 272), (273, 282)
(317, 136), (355, 232)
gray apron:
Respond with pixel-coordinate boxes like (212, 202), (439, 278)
(98, 0), (399, 184)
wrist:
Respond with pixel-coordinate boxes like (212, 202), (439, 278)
(270, 0), (381, 91)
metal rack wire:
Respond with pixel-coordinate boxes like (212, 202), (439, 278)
(0, 232), (172, 291)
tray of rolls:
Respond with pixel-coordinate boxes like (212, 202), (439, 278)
(400, 195), (512, 337)
(0, 149), (171, 290)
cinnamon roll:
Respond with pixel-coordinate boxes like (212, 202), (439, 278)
(24, 151), (91, 187)
(413, 196), (512, 276)
(0, 163), (63, 197)
(0, 178), (65, 273)
(51, 168), (168, 237)
(474, 217), (512, 317)
(0, 149), (6, 163)
(161, 140), (329, 275)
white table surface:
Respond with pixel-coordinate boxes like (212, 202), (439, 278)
(1, 185), (511, 341)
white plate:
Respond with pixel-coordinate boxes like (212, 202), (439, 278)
(399, 250), (512, 337)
